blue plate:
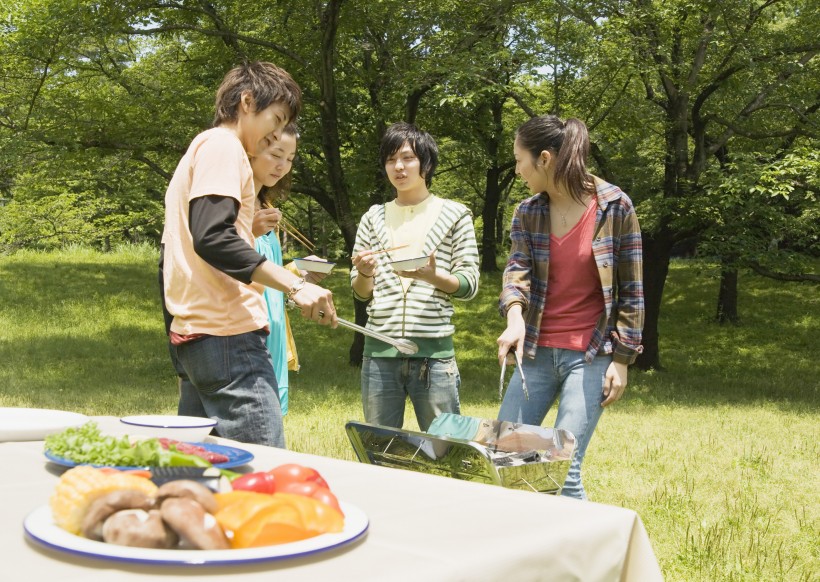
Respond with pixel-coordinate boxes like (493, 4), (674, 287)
(44, 442), (254, 470)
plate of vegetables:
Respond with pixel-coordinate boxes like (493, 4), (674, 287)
(24, 463), (368, 565)
(43, 422), (254, 470)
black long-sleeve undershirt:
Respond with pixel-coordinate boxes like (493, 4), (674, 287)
(188, 195), (266, 283)
(159, 195), (266, 334)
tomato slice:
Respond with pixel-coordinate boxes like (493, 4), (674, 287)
(267, 463), (329, 490)
(279, 481), (344, 516)
(231, 472), (277, 494)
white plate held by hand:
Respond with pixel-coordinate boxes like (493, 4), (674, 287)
(388, 256), (428, 271)
(0, 408), (89, 442)
(292, 258), (336, 274)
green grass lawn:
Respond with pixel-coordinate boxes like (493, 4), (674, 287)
(1, 245), (817, 581)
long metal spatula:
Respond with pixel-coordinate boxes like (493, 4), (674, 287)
(293, 301), (418, 355)
(334, 315), (419, 355)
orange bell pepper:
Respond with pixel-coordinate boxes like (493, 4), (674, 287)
(214, 491), (344, 549)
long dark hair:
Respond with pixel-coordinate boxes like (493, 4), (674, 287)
(258, 123), (299, 208)
(515, 115), (594, 203)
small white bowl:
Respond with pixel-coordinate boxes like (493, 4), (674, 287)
(292, 258), (336, 274)
(119, 415), (217, 442)
(389, 256), (428, 271)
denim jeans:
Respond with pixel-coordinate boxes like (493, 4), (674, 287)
(361, 356), (461, 432)
(498, 347), (611, 500)
(168, 330), (285, 448)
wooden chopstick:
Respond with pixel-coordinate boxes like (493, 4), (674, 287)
(280, 217), (316, 251)
(259, 201), (316, 250)
(369, 244), (409, 256)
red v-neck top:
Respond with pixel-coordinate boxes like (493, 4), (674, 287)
(538, 199), (604, 351)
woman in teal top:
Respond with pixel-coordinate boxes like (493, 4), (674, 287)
(251, 125), (299, 415)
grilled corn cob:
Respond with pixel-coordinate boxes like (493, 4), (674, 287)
(50, 466), (158, 535)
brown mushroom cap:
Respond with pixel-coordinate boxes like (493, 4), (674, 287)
(160, 497), (230, 550)
(81, 490), (156, 541)
(101, 509), (179, 549)
(155, 480), (218, 514)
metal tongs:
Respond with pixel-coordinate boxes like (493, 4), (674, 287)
(499, 349), (530, 400)
(289, 301), (419, 355)
(332, 315), (419, 355)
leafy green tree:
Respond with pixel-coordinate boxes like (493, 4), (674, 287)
(565, 0), (820, 369)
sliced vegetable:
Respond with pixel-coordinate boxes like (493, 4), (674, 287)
(231, 472), (277, 494)
(267, 463), (329, 490)
(213, 491), (344, 549)
(279, 481), (343, 515)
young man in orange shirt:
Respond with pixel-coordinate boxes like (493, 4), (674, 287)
(159, 62), (337, 447)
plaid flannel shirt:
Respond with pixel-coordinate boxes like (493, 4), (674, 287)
(499, 178), (644, 364)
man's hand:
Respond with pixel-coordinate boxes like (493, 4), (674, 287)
(351, 249), (378, 278)
(396, 253), (436, 282)
(291, 282), (337, 328)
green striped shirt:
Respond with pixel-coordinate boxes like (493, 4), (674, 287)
(351, 198), (480, 357)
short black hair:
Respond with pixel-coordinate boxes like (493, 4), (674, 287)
(379, 122), (438, 188)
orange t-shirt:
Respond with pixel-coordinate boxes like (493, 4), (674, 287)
(161, 127), (267, 336)
(538, 199), (604, 351)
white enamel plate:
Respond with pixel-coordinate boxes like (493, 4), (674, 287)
(24, 502), (368, 566)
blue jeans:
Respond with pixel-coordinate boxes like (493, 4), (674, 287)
(498, 347), (611, 500)
(168, 330), (285, 447)
(361, 356), (461, 432)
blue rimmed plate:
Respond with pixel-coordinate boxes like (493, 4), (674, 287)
(24, 502), (368, 566)
(44, 442), (254, 470)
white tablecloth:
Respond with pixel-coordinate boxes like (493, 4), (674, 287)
(0, 416), (662, 581)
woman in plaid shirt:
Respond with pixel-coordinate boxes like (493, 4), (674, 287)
(497, 115), (644, 500)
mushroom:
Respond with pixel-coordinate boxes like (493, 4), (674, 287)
(81, 490), (156, 541)
(160, 497), (230, 550)
(155, 480), (218, 514)
(101, 509), (179, 549)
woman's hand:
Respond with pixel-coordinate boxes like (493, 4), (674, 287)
(252, 207), (282, 237)
(497, 306), (526, 366)
(302, 255), (329, 284)
(601, 361), (628, 406)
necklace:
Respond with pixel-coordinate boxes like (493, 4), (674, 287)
(552, 194), (591, 227)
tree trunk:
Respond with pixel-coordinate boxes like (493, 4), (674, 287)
(480, 99), (506, 273)
(716, 267), (739, 324)
(634, 228), (674, 371)
(317, 0), (356, 253)
(481, 164), (501, 272)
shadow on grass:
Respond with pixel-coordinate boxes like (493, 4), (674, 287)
(2, 254), (816, 413)
(0, 324), (175, 414)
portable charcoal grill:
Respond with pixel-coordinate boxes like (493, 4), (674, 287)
(345, 414), (576, 495)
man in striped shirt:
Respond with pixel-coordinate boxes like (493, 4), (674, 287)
(351, 123), (480, 431)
